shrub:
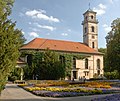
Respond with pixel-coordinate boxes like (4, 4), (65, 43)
(91, 89), (103, 94)
(9, 76), (18, 81)
(104, 70), (119, 79)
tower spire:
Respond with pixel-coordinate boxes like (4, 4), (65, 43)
(89, 2), (91, 10)
(89, 3), (90, 9)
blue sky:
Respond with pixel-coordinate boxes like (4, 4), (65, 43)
(10, 0), (120, 48)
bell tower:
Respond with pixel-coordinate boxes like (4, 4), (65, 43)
(82, 9), (99, 51)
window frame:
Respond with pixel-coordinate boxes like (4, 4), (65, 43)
(97, 59), (100, 69)
(92, 42), (95, 48)
(91, 26), (95, 32)
(85, 58), (88, 69)
(91, 15), (93, 19)
(73, 57), (76, 68)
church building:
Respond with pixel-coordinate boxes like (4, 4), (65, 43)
(20, 9), (104, 80)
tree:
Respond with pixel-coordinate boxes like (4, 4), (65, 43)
(104, 70), (119, 80)
(106, 18), (120, 78)
(106, 18), (120, 45)
(8, 68), (21, 81)
(98, 48), (108, 72)
(34, 49), (65, 80)
(0, 0), (14, 16)
(23, 49), (66, 80)
(0, 0), (25, 93)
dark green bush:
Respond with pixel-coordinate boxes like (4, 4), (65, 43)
(104, 70), (119, 79)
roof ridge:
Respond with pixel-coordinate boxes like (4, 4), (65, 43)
(21, 38), (101, 55)
(36, 37), (83, 44)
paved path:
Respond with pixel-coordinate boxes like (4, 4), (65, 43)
(0, 84), (113, 101)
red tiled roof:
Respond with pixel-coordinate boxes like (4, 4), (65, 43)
(20, 38), (102, 54)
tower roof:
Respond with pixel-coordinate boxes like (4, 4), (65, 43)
(83, 9), (97, 15)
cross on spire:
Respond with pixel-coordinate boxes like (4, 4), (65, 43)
(89, 2), (91, 10)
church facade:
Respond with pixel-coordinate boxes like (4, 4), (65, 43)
(20, 9), (104, 80)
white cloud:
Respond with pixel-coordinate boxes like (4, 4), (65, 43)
(93, 3), (107, 16)
(99, 4), (106, 9)
(28, 22), (32, 25)
(61, 33), (68, 36)
(34, 23), (56, 31)
(47, 33), (50, 35)
(68, 29), (71, 32)
(109, 0), (113, 3)
(37, 25), (56, 31)
(102, 24), (108, 27)
(102, 24), (111, 33)
(109, 0), (119, 4)
(29, 27), (41, 32)
(29, 32), (39, 37)
(25, 9), (60, 23)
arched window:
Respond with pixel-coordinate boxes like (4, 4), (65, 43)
(91, 26), (95, 32)
(86, 16), (87, 20)
(97, 59), (100, 69)
(97, 70), (100, 75)
(27, 54), (32, 66)
(85, 27), (87, 33)
(91, 15), (93, 19)
(73, 57), (76, 68)
(92, 35), (95, 39)
(59, 55), (65, 64)
(92, 42), (95, 48)
(97, 59), (100, 75)
(85, 58), (88, 69)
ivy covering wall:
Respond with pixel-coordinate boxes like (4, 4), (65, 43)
(21, 49), (89, 80)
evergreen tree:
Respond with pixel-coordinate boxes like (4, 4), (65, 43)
(0, 0), (25, 93)
(0, 0), (14, 16)
(24, 49), (66, 80)
(37, 49), (65, 80)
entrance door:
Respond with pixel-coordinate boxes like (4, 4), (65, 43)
(73, 71), (77, 79)
(97, 70), (100, 75)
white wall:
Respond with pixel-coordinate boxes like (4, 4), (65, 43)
(73, 54), (104, 79)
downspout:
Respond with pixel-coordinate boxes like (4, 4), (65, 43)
(93, 55), (95, 77)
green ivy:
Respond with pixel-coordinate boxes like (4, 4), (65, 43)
(57, 52), (89, 76)
(21, 50), (90, 78)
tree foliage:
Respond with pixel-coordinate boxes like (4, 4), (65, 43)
(40, 49), (65, 80)
(24, 49), (65, 80)
(98, 48), (107, 72)
(104, 70), (119, 80)
(0, 0), (25, 93)
(106, 18), (120, 78)
(8, 68), (21, 81)
(0, 0), (14, 16)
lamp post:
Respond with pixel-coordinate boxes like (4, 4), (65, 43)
(35, 75), (38, 84)
(20, 68), (23, 80)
